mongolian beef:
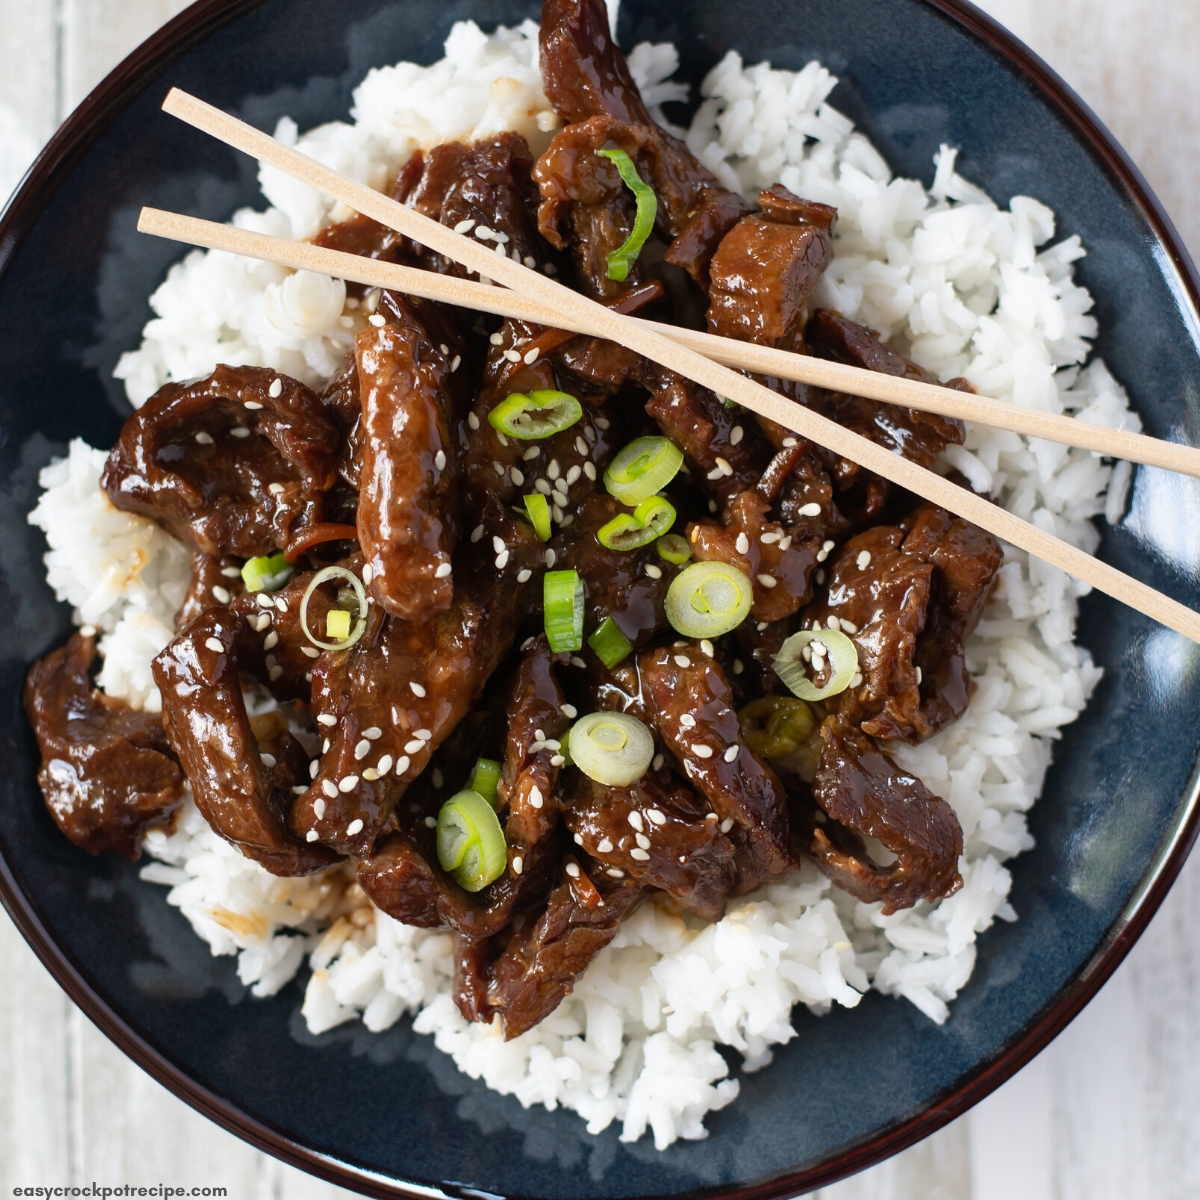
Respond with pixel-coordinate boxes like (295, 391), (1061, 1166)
(24, 0), (1003, 1040)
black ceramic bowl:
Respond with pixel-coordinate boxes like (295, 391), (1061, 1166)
(3, 0), (1200, 1195)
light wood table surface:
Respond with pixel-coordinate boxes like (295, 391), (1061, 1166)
(2, 1), (1198, 1196)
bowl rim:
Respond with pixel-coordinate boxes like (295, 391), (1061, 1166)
(2, 0), (1199, 1194)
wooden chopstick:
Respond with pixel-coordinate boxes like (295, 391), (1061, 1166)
(138, 207), (1200, 480)
(157, 88), (1200, 644)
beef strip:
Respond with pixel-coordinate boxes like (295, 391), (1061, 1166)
(562, 771), (735, 920)
(289, 495), (544, 856)
(25, 632), (183, 858)
(806, 310), (967, 479)
(319, 352), (363, 490)
(807, 715), (963, 913)
(101, 366), (340, 559)
(538, 0), (751, 288)
(802, 501), (1002, 742)
(153, 610), (339, 875)
(400, 133), (556, 279)
(175, 551), (245, 631)
(687, 490), (820, 622)
(480, 863), (645, 1037)
(637, 642), (797, 888)
(356, 293), (469, 621)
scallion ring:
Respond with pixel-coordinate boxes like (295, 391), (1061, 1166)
(595, 148), (658, 282)
(568, 711), (654, 786)
(299, 566), (368, 651)
(656, 533), (692, 565)
(241, 551), (294, 593)
(544, 569), (584, 653)
(524, 492), (552, 542)
(488, 389), (582, 440)
(596, 495), (676, 552)
(738, 696), (816, 759)
(587, 616), (634, 669)
(664, 561), (753, 639)
(604, 436), (684, 506)
(468, 757), (503, 806)
(436, 789), (507, 892)
(325, 609), (352, 641)
(773, 629), (860, 701)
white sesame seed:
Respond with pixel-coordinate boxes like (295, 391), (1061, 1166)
(535, 478), (552, 495)
(354, 739), (370, 760)
(338, 776), (358, 792)
(302, 646), (320, 659)
(306, 830), (319, 842)
(211, 585), (231, 605)
(574, 437), (589, 457)
(489, 331), (504, 346)
(471, 524), (485, 543)
(544, 263), (557, 275)
(627, 811), (645, 832)
(636, 833), (651, 849)
(369, 313), (386, 327)
(504, 348), (521, 363)
(451, 355), (461, 372)
(652, 754), (664, 771)
(362, 768), (379, 781)
(841, 619), (858, 634)
(705, 813), (718, 822)
(706, 467), (724, 481)
(630, 848), (650, 861)
(425, 815), (437, 828)
(434, 562), (453, 580)
(476, 225), (494, 240)
(544, 549), (557, 568)
(550, 754), (565, 766)
(243, 400), (264, 411)
(404, 739), (423, 754)
(517, 568), (532, 583)
(220, 566), (241, 578)
(735, 532), (750, 554)
(779, 536), (793, 551)
(268, 665), (283, 681)
(757, 574), (777, 588)
(760, 531), (781, 544)
(692, 744), (714, 758)
(313, 797), (326, 818)
(720, 817), (734, 833)
(407, 681), (426, 699)
(345, 818), (364, 836)
(434, 449), (447, 471)
(524, 256), (536, 268)
(321, 779), (338, 798)
(524, 347), (540, 364)
(375, 755), (392, 775)
(574, 832), (584, 845)
(644, 563), (663, 579)
(564, 861), (580, 878)
(195, 431), (214, 445)
(733, 659), (745, 675)
(275, 597), (289, 613)
(827, 615), (841, 630)
(700, 639), (714, 657)
(512, 856), (524, 875)
(495, 549), (510, 568)
(529, 786), (544, 809)
(260, 753), (277, 769)
(815, 568), (825, 584)
(566, 465), (582, 485)
(547, 459), (561, 480)
(647, 809), (666, 826)
(730, 425), (744, 445)
(230, 426), (251, 438)
(584, 462), (597, 481)
(850, 672), (863, 688)
(256, 593), (274, 609)
(782, 437), (797, 448)
(430, 768), (443, 788)
(708, 499), (718, 513)
(679, 714), (696, 728)
(724, 745), (740, 763)
(309, 760), (320, 779)
(265, 377), (283, 399)
(715, 456), (733, 476)
(492, 535), (507, 554)
(265, 653), (277, 669)
(494, 231), (510, 244)
(263, 631), (279, 651)
(856, 550), (873, 571)
(204, 636), (224, 653)
(454, 219), (476, 234)
(674, 655), (691, 668)
(396, 755), (411, 775)
(570, 656), (586, 668)
(416, 728), (432, 741)
(267, 482), (285, 496)
(916, 666), (923, 685)
(468, 412), (481, 430)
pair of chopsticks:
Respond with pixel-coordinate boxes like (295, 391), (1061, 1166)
(143, 88), (1200, 644)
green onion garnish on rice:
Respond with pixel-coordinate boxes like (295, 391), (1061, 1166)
(596, 148), (658, 282)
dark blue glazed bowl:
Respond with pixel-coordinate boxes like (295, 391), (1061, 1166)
(3, 0), (1200, 1195)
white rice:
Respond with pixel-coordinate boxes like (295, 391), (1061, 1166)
(28, 19), (1139, 1148)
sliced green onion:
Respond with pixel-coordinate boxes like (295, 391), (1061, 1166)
(587, 616), (634, 669)
(241, 552), (293, 593)
(325, 609), (351, 640)
(604, 437), (684, 506)
(568, 711), (654, 786)
(773, 629), (860, 701)
(525, 493), (552, 542)
(468, 757), (502, 805)
(596, 496), (676, 552)
(739, 696), (817, 759)
(596, 148), (658, 282)
(656, 533), (692, 565)
(544, 569), (584, 653)
(436, 789), (507, 892)
(300, 566), (368, 652)
(488, 389), (582, 440)
(664, 561), (753, 639)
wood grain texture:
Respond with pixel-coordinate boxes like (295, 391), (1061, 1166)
(3, 0), (1200, 1196)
